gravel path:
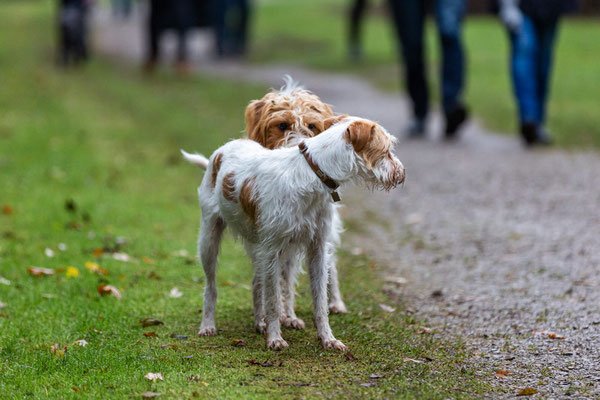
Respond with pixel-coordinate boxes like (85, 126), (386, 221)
(93, 8), (600, 398)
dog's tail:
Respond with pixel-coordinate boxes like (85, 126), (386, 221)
(181, 149), (209, 170)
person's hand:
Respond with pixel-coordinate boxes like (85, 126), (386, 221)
(500, 2), (523, 33)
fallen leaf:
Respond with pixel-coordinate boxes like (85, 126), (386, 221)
(144, 332), (158, 338)
(65, 266), (80, 278)
(403, 358), (424, 364)
(247, 360), (274, 367)
(160, 344), (178, 350)
(110, 253), (130, 262)
(517, 388), (539, 396)
(97, 285), (122, 299)
(360, 381), (377, 387)
(2, 205), (14, 215)
(378, 304), (396, 313)
(148, 271), (161, 280)
(172, 249), (189, 257)
(28, 267), (55, 277)
(548, 333), (565, 340)
(0, 277), (10, 285)
(495, 369), (513, 379)
(232, 339), (247, 347)
(73, 339), (88, 347)
(85, 261), (108, 276)
(169, 333), (188, 340)
(384, 276), (407, 285)
(221, 281), (232, 286)
(72, 386), (82, 392)
(142, 257), (156, 265)
(50, 343), (67, 358)
(65, 199), (77, 213)
(169, 288), (183, 298)
(144, 372), (163, 382)
(0, 313), (8, 319)
(140, 392), (162, 399)
(344, 352), (357, 361)
(44, 248), (55, 258)
(92, 248), (104, 258)
(139, 318), (164, 327)
(369, 374), (385, 379)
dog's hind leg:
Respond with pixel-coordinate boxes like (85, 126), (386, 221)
(198, 214), (226, 336)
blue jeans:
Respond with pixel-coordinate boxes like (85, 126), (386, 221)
(388, 0), (466, 119)
(510, 15), (558, 125)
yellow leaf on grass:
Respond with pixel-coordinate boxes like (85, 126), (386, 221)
(65, 266), (80, 278)
(142, 257), (156, 265)
(85, 262), (108, 276)
(495, 369), (513, 379)
(517, 388), (539, 396)
(97, 285), (122, 299)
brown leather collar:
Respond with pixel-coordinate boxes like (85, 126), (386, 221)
(298, 142), (341, 202)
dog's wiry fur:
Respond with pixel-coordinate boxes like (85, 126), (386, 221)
(186, 117), (404, 350)
(184, 77), (349, 328)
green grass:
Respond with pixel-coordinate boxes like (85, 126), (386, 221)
(0, 2), (488, 398)
(252, 0), (600, 148)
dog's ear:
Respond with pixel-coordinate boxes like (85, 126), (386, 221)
(345, 120), (374, 154)
(245, 100), (266, 141)
(323, 114), (348, 130)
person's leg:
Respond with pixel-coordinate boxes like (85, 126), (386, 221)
(145, 0), (160, 67)
(536, 20), (558, 125)
(510, 15), (542, 144)
(348, 0), (367, 61)
(388, 0), (428, 132)
(435, 0), (468, 137)
(213, 0), (229, 57)
(232, 0), (250, 56)
(434, 0), (466, 112)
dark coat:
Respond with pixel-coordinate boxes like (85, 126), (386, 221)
(520, 0), (578, 22)
(492, 0), (578, 22)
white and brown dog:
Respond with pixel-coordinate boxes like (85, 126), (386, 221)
(182, 117), (404, 350)
(187, 77), (348, 333)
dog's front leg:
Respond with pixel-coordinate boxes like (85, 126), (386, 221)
(262, 255), (288, 350)
(307, 239), (347, 351)
(280, 256), (305, 330)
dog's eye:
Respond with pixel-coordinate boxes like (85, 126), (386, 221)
(278, 122), (288, 131)
(307, 124), (316, 131)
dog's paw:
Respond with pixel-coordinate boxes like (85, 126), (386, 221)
(328, 301), (348, 314)
(255, 321), (267, 335)
(282, 316), (305, 330)
(266, 337), (289, 351)
(198, 326), (217, 336)
(321, 338), (346, 351)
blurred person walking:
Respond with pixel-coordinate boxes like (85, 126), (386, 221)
(498, 0), (578, 146)
(144, 0), (197, 73)
(348, 0), (369, 62)
(57, 0), (90, 66)
(214, 0), (251, 58)
(388, 0), (469, 140)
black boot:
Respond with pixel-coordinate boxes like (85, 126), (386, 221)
(444, 103), (469, 140)
(520, 122), (538, 146)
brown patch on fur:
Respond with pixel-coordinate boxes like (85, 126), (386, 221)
(239, 177), (259, 224)
(222, 172), (237, 202)
(345, 120), (394, 169)
(211, 153), (223, 188)
(244, 90), (335, 149)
